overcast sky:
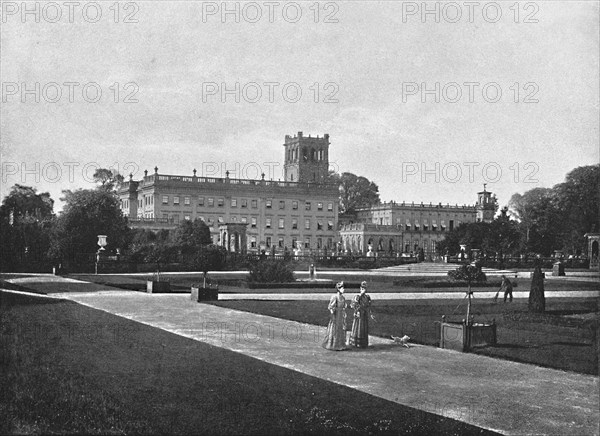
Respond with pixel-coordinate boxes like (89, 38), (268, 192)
(1, 1), (598, 211)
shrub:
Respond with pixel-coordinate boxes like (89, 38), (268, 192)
(247, 260), (294, 283)
(528, 264), (546, 313)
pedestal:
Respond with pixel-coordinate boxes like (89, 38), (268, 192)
(552, 262), (565, 276)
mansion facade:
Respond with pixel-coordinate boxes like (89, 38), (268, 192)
(339, 187), (497, 258)
(119, 132), (498, 256)
(118, 132), (339, 253)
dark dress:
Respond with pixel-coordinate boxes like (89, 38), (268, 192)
(349, 293), (371, 348)
(322, 293), (347, 350)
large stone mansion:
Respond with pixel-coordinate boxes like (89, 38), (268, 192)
(118, 132), (497, 256)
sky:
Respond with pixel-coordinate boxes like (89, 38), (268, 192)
(1, 1), (598, 212)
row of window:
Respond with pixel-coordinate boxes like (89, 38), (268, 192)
(159, 195), (334, 211)
(254, 236), (334, 250)
(164, 214), (334, 231)
(372, 218), (462, 231)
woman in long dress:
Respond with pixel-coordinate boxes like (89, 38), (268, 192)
(349, 281), (374, 348)
(322, 282), (348, 350)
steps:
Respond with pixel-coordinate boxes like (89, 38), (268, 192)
(374, 263), (517, 276)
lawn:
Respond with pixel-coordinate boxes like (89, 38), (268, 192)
(211, 298), (598, 375)
(64, 272), (600, 295)
(0, 290), (497, 435)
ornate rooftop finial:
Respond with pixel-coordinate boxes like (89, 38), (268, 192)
(144, 169), (148, 177)
(129, 173), (133, 180)
(154, 166), (158, 174)
(226, 170), (230, 178)
(193, 168), (197, 176)
(261, 172), (265, 180)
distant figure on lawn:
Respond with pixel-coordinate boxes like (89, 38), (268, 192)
(494, 275), (513, 303)
(322, 282), (348, 351)
(349, 281), (375, 348)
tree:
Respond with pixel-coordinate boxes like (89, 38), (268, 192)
(436, 211), (521, 260)
(553, 164), (600, 254)
(93, 168), (124, 192)
(509, 188), (560, 255)
(49, 189), (130, 262)
(173, 219), (212, 257)
(448, 263), (487, 321)
(508, 164), (599, 255)
(528, 264), (546, 313)
(437, 222), (489, 256)
(0, 184), (54, 221)
(127, 229), (158, 263)
(0, 185), (54, 270)
(482, 207), (522, 264)
(331, 172), (380, 214)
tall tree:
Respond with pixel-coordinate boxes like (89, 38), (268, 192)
(49, 189), (129, 262)
(508, 188), (560, 255)
(553, 164), (600, 253)
(482, 207), (522, 261)
(331, 172), (380, 214)
(0, 185), (54, 270)
(509, 164), (599, 255)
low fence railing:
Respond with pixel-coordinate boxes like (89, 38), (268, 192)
(445, 256), (590, 269)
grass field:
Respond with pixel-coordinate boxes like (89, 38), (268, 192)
(211, 298), (598, 375)
(0, 291), (497, 435)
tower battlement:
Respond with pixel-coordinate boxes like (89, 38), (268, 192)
(284, 131), (330, 142)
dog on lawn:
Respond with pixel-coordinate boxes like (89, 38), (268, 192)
(391, 335), (411, 348)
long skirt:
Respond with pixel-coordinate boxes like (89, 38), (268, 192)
(349, 314), (369, 348)
(322, 312), (347, 350)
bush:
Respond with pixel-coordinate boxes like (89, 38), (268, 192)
(247, 260), (295, 283)
(528, 264), (546, 313)
(447, 264), (487, 284)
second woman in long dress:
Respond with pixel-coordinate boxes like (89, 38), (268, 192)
(322, 282), (348, 350)
(349, 281), (373, 348)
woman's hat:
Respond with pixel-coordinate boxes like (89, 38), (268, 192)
(361, 281), (368, 287)
(336, 281), (344, 290)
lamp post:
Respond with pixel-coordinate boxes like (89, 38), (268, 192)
(96, 235), (107, 274)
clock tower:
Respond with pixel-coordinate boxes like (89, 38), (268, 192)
(475, 184), (498, 223)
